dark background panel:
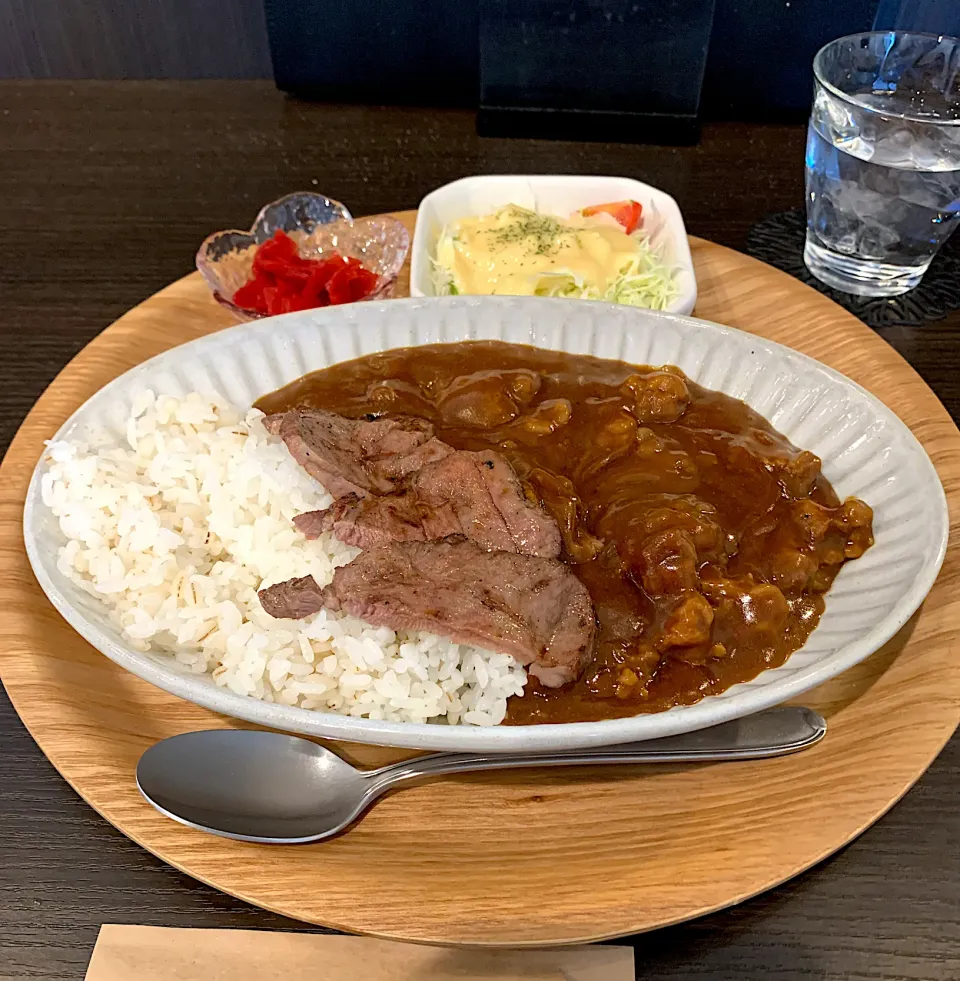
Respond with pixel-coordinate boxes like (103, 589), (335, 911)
(479, 0), (715, 115)
(267, 0), (880, 116)
(0, 0), (273, 79)
(0, 0), (887, 120)
(266, 0), (478, 106)
(701, 0), (879, 117)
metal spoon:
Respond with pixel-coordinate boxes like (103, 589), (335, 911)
(136, 706), (825, 844)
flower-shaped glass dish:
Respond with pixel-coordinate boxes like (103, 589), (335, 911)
(196, 192), (410, 321)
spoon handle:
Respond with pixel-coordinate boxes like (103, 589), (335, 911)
(366, 706), (826, 790)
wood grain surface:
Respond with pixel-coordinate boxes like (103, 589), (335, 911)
(1, 81), (958, 981)
(1, 205), (958, 946)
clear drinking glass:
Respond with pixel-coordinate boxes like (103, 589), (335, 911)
(804, 32), (960, 296)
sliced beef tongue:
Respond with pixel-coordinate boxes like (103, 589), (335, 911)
(294, 448), (562, 558)
(259, 537), (595, 687)
(417, 450), (561, 558)
(258, 575), (326, 620)
(293, 492), (462, 551)
(266, 406), (560, 557)
(372, 436), (453, 481)
(263, 408), (445, 500)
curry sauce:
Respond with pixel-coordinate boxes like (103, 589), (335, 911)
(257, 341), (873, 724)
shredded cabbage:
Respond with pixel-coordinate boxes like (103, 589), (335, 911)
(430, 224), (678, 311)
(430, 228), (460, 296)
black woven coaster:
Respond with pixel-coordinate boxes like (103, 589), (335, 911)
(746, 209), (960, 329)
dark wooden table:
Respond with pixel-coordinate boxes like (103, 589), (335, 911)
(1, 81), (957, 981)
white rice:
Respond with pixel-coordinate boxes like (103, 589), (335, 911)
(40, 391), (527, 725)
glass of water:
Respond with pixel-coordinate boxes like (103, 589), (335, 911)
(804, 32), (960, 297)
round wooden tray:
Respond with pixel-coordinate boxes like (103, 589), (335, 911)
(2, 213), (958, 946)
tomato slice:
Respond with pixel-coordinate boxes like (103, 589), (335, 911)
(580, 199), (642, 234)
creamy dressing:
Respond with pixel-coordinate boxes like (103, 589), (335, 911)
(435, 205), (642, 296)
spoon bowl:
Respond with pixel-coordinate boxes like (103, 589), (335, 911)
(137, 730), (373, 843)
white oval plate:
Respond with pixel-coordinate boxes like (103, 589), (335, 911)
(23, 296), (948, 752)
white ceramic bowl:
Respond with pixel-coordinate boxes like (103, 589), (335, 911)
(409, 175), (697, 315)
(24, 296), (947, 752)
